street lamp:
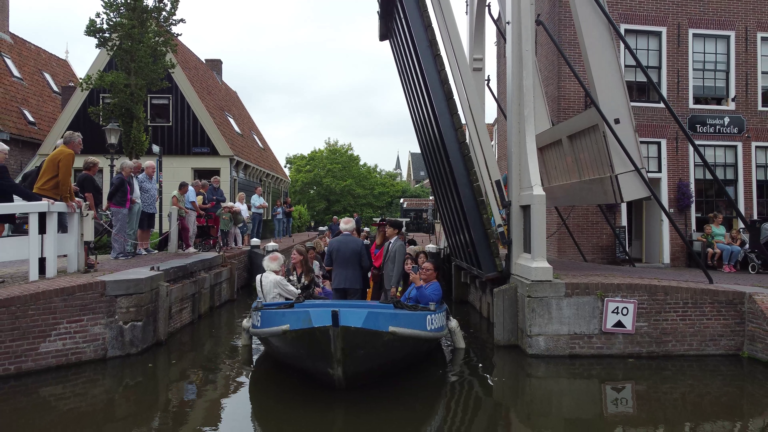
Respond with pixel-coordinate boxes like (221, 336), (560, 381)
(103, 122), (122, 181)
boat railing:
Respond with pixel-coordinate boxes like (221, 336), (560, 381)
(0, 200), (88, 282)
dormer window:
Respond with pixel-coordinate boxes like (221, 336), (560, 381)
(20, 108), (36, 126)
(252, 131), (264, 148)
(42, 71), (60, 94)
(148, 95), (172, 125)
(226, 112), (241, 134)
(2, 53), (22, 80)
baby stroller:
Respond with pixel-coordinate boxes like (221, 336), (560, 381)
(195, 213), (222, 253)
(742, 219), (768, 274)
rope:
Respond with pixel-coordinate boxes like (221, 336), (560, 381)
(547, 206), (574, 239)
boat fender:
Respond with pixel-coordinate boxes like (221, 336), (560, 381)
(448, 317), (466, 349)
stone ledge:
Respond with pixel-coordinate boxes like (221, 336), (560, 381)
(99, 270), (165, 297)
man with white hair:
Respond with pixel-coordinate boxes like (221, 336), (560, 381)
(33, 131), (84, 233)
(324, 217), (372, 300)
(136, 161), (158, 254)
(125, 160), (143, 254)
(256, 253), (300, 302)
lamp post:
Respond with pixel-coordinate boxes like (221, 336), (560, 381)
(102, 122), (122, 182)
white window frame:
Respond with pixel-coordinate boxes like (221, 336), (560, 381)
(41, 71), (60, 94)
(688, 29), (737, 111)
(2, 53), (22, 80)
(620, 24), (667, 107)
(639, 141), (663, 175)
(100, 94), (112, 125)
(492, 123), (498, 160)
(688, 140), (744, 230)
(20, 108), (36, 125)
(225, 112), (242, 134)
(751, 142), (768, 218)
(757, 33), (768, 111)
(147, 95), (172, 126)
(251, 131), (264, 148)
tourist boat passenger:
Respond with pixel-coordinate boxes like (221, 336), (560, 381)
(401, 259), (443, 306)
(256, 253), (300, 302)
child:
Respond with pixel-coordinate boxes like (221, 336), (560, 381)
(726, 229), (747, 271)
(697, 224), (720, 268)
(217, 204), (234, 250)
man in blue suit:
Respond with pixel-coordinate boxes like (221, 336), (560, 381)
(324, 217), (372, 300)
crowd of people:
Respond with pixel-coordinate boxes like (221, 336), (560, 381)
(256, 217), (443, 307)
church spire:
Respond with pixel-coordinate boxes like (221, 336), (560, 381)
(394, 151), (402, 181)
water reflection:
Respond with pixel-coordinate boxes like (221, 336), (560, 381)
(0, 298), (766, 432)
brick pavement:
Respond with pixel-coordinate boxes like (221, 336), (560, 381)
(0, 231), (320, 293)
(551, 258), (768, 291)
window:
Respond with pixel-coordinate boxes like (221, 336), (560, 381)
(225, 112), (241, 134)
(420, 171), (425, 176)
(2, 53), (22, 80)
(251, 131), (264, 148)
(756, 147), (768, 217)
(624, 30), (662, 103)
(100, 94), (113, 125)
(761, 36), (768, 109)
(42, 71), (59, 94)
(492, 124), (498, 160)
(20, 108), (36, 126)
(148, 95), (172, 125)
(691, 34), (731, 107)
(640, 141), (661, 173)
(694, 145), (738, 231)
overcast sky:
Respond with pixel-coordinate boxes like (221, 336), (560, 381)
(10, 0), (500, 172)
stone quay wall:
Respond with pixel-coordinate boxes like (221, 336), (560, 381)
(0, 250), (253, 377)
(457, 272), (768, 361)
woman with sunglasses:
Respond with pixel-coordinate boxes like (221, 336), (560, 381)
(401, 259), (443, 306)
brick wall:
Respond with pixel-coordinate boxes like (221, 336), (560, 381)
(0, 281), (114, 375)
(3, 138), (40, 179)
(563, 283), (746, 355)
(745, 293), (768, 361)
(495, 0), (768, 266)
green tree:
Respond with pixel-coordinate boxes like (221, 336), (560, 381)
(291, 204), (311, 234)
(80, 0), (185, 159)
(285, 139), (411, 226)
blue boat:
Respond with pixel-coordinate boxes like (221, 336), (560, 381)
(246, 300), (449, 388)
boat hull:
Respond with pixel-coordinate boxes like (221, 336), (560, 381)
(249, 300), (448, 388)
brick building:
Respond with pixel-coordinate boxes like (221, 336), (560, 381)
(495, 0), (768, 266)
(0, 0), (78, 178)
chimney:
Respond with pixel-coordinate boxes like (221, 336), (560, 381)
(204, 59), (223, 81)
(61, 83), (76, 112)
(0, 0), (9, 39)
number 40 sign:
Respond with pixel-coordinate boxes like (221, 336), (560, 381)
(602, 299), (638, 334)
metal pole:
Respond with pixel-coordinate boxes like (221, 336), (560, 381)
(590, 0), (768, 263)
(486, 76), (507, 120)
(598, 205), (634, 267)
(486, 2), (506, 43)
(158, 145), (163, 236)
(108, 153), (115, 183)
(554, 206), (587, 263)
(536, 18), (713, 284)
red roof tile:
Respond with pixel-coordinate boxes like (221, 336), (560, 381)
(173, 39), (288, 180)
(402, 198), (434, 208)
(0, 33), (77, 142)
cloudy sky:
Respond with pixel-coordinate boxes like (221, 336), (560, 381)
(10, 0), (500, 172)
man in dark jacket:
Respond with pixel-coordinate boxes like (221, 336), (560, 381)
(324, 217), (372, 300)
(205, 176), (227, 238)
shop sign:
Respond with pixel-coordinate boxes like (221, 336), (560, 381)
(687, 114), (746, 135)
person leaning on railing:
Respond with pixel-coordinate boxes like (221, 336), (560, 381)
(33, 131), (84, 233)
(0, 142), (54, 237)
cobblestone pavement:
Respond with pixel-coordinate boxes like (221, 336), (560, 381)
(551, 258), (768, 291)
(0, 231), (320, 292)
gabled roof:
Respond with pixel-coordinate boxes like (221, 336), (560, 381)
(0, 33), (77, 142)
(409, 152), (428, 182)
(173, 39), (288, 180)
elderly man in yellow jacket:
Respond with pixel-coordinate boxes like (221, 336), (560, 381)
(33, 131), (84, 233)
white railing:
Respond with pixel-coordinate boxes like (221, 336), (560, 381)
(0, 201), (87, 282)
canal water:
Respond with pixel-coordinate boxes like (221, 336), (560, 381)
(2, 293), (768, 432)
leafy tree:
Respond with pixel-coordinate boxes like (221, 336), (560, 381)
(291, 204), (311, 234)
(285, 139), (416, 226)
(80, 0), (185, 159)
